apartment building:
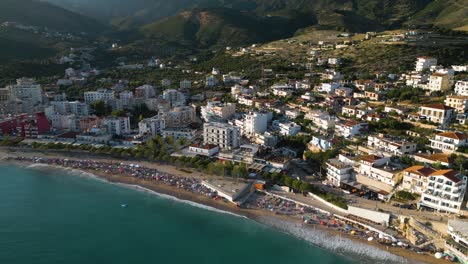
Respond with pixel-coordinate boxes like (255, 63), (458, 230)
(402, 165), (437, 194)
(415, 57), (437, 72)
(272, 120), (301, 136)
(203, 122), (240, 150)
(430, 132), (468, 153)
(454, 80), (468, 96)
(367, 134), (417, 156)
(84, 89), (115, 103)
(419, 170), (466, 214)
(445, 95), (468, 113)
(326, 154), (355, 186)
(418, 104), (455, 125)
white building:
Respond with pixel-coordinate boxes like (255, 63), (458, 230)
(84, 89), (115, 103)
(402, 165), (437, 194)
(201, 101), (236, 122)
(419, 104), (455, 125)
(367, 134), (417, 156)
(138, 114), (166, 138)
(272, 120), (301, 136)
(446, 219), (468, 263)
(430, 132), (468, 153)
(134, 85), (156, 98)
(335, 120), (368, 139)
(243, 112), (269, 137)
(189, 144), (220, 156)
(445, 95), (468, 113)
(7, 78), (43, 114)
(203, 122), (240, 150)
(415, 57), (437, 72)
(163, 106), (196, 128)
(425, 73), (451, 92)
(356, 155), (401, 192)
(162, 89), (186, 107)
(326, 154), (355, 187)
(50, 101), (89, 116)
(455, 80), (468, 96)
(304, 110), (336, 131)
(161, 128), (197, 141)
(104, 116), (130, 135)
(318, 83), (341, 94)
(419, 170), (466, 214)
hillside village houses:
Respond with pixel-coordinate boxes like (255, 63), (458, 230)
(1, 42), (468, 263)
(430, 132), (468, 153)
(455, 80), (468, 96)
(418, 104), (455, 125)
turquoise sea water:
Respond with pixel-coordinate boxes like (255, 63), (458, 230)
(0, 164), (357, 264)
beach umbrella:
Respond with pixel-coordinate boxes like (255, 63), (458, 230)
(367, 237), (374, 242)
(434, 252), (443, 259)
(378, 233), (384, 239)
(397, 242), (403, 246)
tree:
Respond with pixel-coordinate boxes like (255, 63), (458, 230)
(90, 100), (111, 117)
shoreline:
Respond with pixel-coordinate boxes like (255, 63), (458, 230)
(0, 150), (445, 264)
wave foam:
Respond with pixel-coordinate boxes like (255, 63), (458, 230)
(114, 182), (248, 219)
(259, 217), (413, 264)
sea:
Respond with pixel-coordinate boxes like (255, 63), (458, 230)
(0, 164), (410, 264)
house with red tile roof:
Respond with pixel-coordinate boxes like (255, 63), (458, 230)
(430, 132), (468, 153)
(419, 169), (467, 214)
(419, 104), (455, 125)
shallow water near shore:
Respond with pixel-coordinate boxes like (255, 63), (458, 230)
(0, 164), (408, 264)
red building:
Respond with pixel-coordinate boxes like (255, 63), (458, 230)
(0, 112), (50, 138)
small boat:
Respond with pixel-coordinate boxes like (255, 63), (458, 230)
(121, 204), (128, 208)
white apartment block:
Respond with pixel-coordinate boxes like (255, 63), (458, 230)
(335, 120), (368, 139)
(201, 101), (236, 122)
(425, 73), (450, 92)
(134, 85), (156, 98)
(326, 154), (355, 186)
(50, 101), (89, 116)
(7, 78), (43, 113)
(419, 104), (454, 125)
(162, 106), (196, 128)
(455, 80), (468, 96)
(415, 57), (437, 72)
(304, 110), (336, 131)
(162, 89), (186, 107)
(161, 128), (196, 141)
(318, 82), (341, 94)
(356, 155), (400, 189)
(420, 170), (466, 214)
(104, 116), (130, 136)
(203, 122), (240, 150)
(138, 114), (166, 138)
(430, 132), (468, 153)
(445, 95), (468, 113)
(243, 112), (268, 137)
(367, 134), (417, 156)
(402, 165), (437, 194)
(405, 72), (428, 88)
(253, 132), (278, 147)
(84, 89), (115, 103)
(272, 120), (301, 136)
(446, 219), (468, 263)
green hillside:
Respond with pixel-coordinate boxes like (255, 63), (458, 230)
(410, 0), (468, 31)
(0, 0), (106, 33)
(140, 8), (315, 48)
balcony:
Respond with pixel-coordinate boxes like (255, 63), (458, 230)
(445, 239), (468, 261)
